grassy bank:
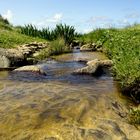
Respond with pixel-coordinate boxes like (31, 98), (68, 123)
(0, 16), (46, 48)
(0, 15), (72, 57)
(78, 25), (140, 103)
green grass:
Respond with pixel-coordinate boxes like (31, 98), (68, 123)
(128, 108), (140, 125)
(34, 38), (71, 60)
(78, 25), (140, 102)
(0, 29), (47, 48)
(0, 16), (71, 60)
(0, 16), (47, 48)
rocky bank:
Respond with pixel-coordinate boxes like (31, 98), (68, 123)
(0, 42), (48, 68)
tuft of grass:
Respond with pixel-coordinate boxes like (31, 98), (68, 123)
(35, 38), (71, 60)
(49, 38), (71, 55)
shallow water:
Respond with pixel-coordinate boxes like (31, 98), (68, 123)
(0, 50), (138, 140)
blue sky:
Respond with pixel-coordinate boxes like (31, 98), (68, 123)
(0, 0), (140, 33)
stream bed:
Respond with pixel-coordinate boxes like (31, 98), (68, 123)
(0, 50), (139, 140)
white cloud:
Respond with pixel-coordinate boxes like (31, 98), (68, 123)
(54, 13), (63, 21)
(2, 10), (13, 22)
(33, 13), (63, 28)
(47, 13), (63, 23)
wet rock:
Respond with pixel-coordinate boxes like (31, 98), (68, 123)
(74, 59), (113, 75)
(14, 65), (46, 75)
(87, 59), (99, 66)
(74, 63), (99, 74)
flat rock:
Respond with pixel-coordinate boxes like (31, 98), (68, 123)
(14, 65), (46, 75)
(87, 59), (113, 67)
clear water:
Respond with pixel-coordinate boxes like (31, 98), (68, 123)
(0, 50), (129, 140)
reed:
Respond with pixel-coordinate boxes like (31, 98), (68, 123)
(20, 24), (76, 45)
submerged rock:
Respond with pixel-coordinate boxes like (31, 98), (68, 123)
(14, 65), (46, 75)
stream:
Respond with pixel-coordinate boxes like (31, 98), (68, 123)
(0, 49), (139, 140)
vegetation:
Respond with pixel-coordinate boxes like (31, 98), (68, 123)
(0, 16), (47, 48)
(78, 25), (140, 103)
(35, 38), (71, 60)
(128, 108), (140, 125)
(0, 15), (72, 57)
(19, 23), (76, 45)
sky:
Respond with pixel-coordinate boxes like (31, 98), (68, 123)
(0, 0), (140, 33)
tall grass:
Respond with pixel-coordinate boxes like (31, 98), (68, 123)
(20, 24), (76, 45)
(0, 15), (9, 25)
(0, 15), (12, 30)
(34, 38), (71, 60)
